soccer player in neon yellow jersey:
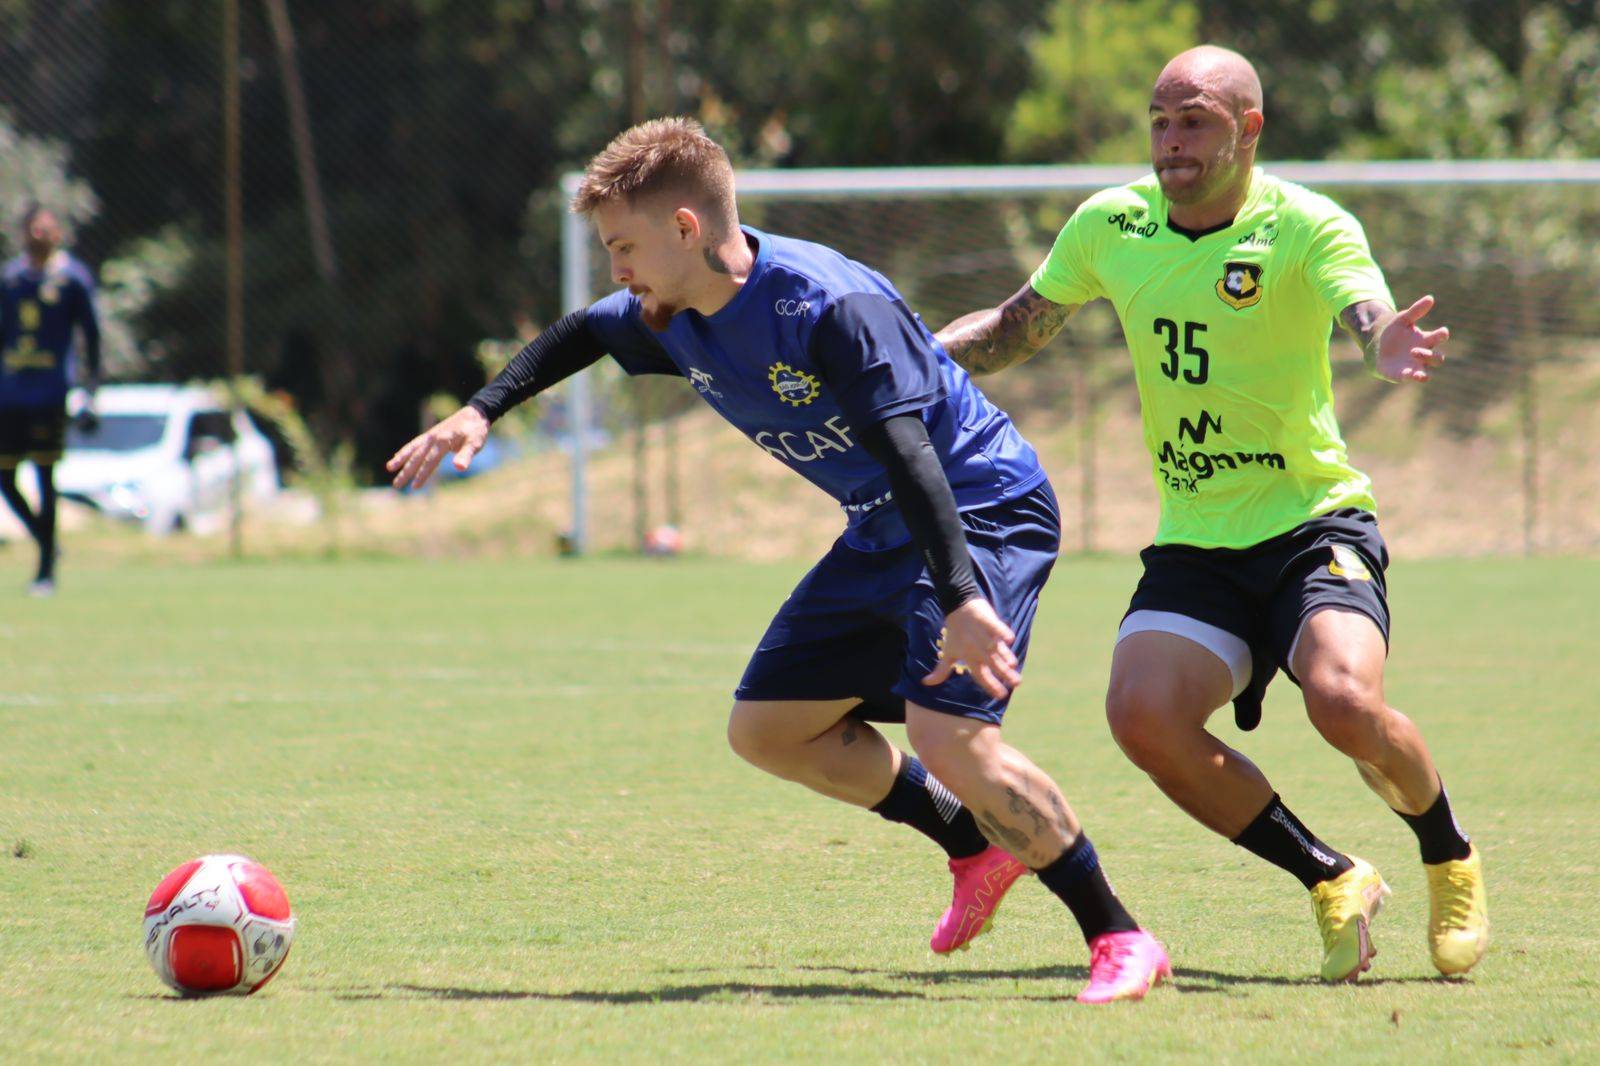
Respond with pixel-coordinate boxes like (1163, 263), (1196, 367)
(937, 45), (1487, 982)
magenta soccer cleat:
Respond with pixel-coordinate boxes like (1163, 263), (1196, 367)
(1076, 929), (1171, 1004)
(930, 846), (1028, 954)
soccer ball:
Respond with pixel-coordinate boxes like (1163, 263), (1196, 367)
(642, 523), (684, 555)
(142, 854), (295, 996)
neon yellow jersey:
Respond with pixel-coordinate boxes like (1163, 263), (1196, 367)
(1029, 168), (1393, 549)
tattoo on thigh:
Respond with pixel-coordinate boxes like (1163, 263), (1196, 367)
(976, 810), (1031, 853)
(840, 722), (858, 747)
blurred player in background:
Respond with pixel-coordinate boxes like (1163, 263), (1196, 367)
(0, 205), (101, 597)
(938, 46), (1487, 983)
(391, 118), (1170, 1003)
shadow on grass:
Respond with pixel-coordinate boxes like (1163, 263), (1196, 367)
(320, 964), (1449, 1006)
(679, 963), (1453, 993)
(334, 982), (978, 1004)
(139, 964), (1457, 1006)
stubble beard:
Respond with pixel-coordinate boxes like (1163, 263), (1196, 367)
(1161, 139), (1243, 206)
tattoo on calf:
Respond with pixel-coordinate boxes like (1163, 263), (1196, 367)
(1006, 785), (1048, 837)
(977, 809), (1031, 854)
(1047, 787), (1071, 832)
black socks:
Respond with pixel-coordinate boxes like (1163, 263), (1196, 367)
(870, 754), (989, 860)
(1395, 780), (1472, 864)
(1232, 794), (1354, 890)
(1035, 835), (1140, 943)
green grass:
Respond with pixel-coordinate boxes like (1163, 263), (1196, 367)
(2, 554), (1597, 1062)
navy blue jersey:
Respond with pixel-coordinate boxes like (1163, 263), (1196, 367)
(585, 228), (1046, 552)
(0, 252), (99, 410)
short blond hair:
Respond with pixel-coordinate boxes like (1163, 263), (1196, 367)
(571, 117), (737, 230)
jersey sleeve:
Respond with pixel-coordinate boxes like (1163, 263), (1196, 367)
(583, 289), (682, 377)
(1302, 202), (1395, 317)
(807, 292), (947, 428)
(1028, 200), (1104, 307)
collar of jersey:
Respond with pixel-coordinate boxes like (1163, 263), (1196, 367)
(8, 251), (69, 279)
(692, 225), (772, 327)
(1155, 166), (1268, 240)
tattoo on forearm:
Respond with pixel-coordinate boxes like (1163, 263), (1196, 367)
(942, 285), (1074, 376)
(1341, 300), (1391, 352)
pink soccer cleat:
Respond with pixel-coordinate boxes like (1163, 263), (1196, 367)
(1076, 929), (1172, 1004)
(930, 846), (1028, 954)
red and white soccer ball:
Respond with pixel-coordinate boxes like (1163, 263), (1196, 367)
(142, 854), (295, 996)
(642, 523), (684, 556)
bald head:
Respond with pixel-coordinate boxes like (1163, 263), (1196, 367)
(1148, 46), (1265, 219)
(1155, 46), (1262, 118)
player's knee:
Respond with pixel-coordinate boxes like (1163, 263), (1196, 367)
(1104, 681), (1184, 772)
(725, 704), (789, 771)
(904, 718), (988, 792)
(1302, 667), (1384, 758)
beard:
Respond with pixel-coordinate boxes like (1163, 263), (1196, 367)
(634, 291), (680, 332)
(1158, 141), (1241, 204)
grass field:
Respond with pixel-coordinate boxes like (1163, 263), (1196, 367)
(2, 554), (1597, 1062)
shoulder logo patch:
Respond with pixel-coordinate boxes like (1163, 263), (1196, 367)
(1216, 260), (1264, 309)
(768, 362), (821, 407)
(1328, 544), (1372, 582)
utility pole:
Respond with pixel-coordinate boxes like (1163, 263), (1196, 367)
(262, 0), (338, 282)
(223, 0), (245, 558)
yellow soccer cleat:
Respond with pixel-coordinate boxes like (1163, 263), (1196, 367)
(1310, 857), (1390, 982)
(1426, 846), (1489, 975)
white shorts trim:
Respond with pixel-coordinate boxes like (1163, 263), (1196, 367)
(1116, 610), (1252, 700)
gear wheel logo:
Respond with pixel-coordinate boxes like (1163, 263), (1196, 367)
(768, 361), (821, 407)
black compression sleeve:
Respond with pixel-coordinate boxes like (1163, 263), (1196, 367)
(857, 414), (983, 614)
(468, 309), (608, 423)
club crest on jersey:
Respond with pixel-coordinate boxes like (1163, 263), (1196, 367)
(1328, 544), (1372, 582)
(768, 362), (820, 407)
(1216, 261), (1264, 310)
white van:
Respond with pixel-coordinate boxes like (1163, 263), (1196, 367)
(55, 385), (279, 534)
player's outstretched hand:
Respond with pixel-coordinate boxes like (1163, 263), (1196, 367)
(387, 405), (490, 490)
(922, 598), (1020, 701)
(1376, 294), (1449, 383)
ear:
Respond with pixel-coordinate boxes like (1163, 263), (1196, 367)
(1239, 108), (1265, 150)
(673, 207), (703, 244)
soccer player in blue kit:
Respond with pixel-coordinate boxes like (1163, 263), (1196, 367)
(389, 118), (1169, 1002)
(1, 205), (102, 596)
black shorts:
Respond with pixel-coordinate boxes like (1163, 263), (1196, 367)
(0, 407), (66, 468)
(1123, 508), (1391, 687)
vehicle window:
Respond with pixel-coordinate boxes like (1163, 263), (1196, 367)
(184, 410), (238, 457)
(66, 413), (167, 452)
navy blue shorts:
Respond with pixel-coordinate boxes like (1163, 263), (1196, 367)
(0, 407), (65, 468)
(734, 480), (1061, 724)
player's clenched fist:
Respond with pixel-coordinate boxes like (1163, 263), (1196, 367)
(387, 405), (491, 490)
